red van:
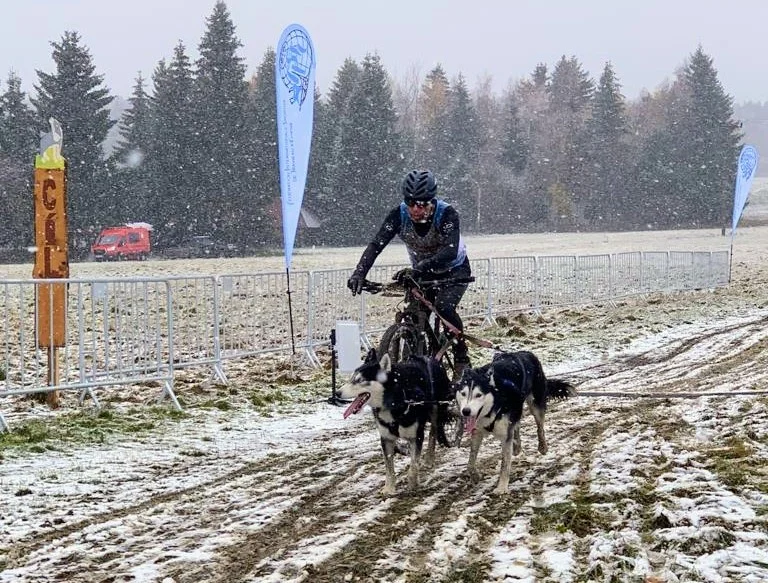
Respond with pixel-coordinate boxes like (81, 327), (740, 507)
(91, 223), (151, 261)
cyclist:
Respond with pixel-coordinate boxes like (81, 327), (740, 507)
(347, 169), (472, 379)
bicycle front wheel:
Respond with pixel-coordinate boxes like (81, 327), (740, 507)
(443, 401), (465, 447)
(378, 324), (422, 365)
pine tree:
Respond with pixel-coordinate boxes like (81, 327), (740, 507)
(303, 87), (330, 246)
(499, 98), (529, 175)
(32, 31), (116, 255)
(320, 58), (361, 199)
(330, 53), (403, 245)
(545, 55), (594, 228)
(0, 72), (37, 249)
(416, 64), (451, 172)
(473, 76), (511, 232)
(512, 64), (552, 231)
(582, 62), (629, 228)
(193, 1), (251, 241)
(0, 72), (38, 163)
(113, 73), (153, 222)
(679, 46), (742, 226)
(147, 44), (198, 246)
(244, 48), (279, 248)
(443, 73), (480, 228)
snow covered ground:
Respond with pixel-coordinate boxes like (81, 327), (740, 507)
(2, 226), (768, 582)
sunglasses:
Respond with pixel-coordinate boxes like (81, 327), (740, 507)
(405, 199), (433, 208)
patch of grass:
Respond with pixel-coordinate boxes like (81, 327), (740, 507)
(530, 497), (609, 538)
(706, 436), (754, 489)
(443, 563), (490, 582)
(676, 528), (736, 555)
(250, 388), (292, 409)
(197, 399), (233, 411)
(0, 406), (187, 453)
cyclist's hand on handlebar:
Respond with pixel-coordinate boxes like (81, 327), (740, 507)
(393, 267), (422, 286)
(347, 274), (364, 296)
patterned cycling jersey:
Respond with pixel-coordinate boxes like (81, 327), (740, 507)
(352, 199), (469, 279)
(398, 200), (466, 272)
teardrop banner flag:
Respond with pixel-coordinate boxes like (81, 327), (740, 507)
(732, 145), (759, 234)
(276, 23), (316, 271)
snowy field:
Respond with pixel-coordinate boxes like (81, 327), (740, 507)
(2, 225), (768, 582)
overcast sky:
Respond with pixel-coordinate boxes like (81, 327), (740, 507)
(2, 0), (767, 104)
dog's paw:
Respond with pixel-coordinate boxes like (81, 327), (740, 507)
(492, 485), (508, 496)
(421, 454), (435, 468)
(467, 469), (481, 483)
(513, 443), (522, 456)
(538, 442), (548, 455)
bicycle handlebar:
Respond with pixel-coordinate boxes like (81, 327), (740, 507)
(360, 276), (475, 294)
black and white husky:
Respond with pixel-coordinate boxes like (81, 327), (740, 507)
(336, 348), (452, 496)
(454, 350), (575, 495)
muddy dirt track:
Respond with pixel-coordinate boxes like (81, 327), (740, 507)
(4, 227), (768, 582)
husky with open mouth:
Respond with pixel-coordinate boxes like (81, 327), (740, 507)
(336, 348), (452, 496)
(454, 350), (575, 495)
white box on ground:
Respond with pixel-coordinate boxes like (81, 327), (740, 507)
(335, 320), (361, 373)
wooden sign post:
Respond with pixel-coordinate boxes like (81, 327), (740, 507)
(33, 118), (68, 408)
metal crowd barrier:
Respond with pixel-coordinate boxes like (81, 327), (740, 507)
(0, 250), (731, 431)
(0, 278), (178, 430)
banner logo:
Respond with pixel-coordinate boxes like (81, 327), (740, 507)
(278, 28), (313, 109)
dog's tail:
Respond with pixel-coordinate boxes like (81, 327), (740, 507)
(546, 379), (576, 401)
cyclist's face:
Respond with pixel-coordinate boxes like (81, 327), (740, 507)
(405, 199), (435, 223)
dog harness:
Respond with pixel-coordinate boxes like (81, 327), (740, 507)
(479, 353), (529, 432)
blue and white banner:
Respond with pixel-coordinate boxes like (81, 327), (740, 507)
(732, 145), (759, 234)
(276, 23), (316, 270)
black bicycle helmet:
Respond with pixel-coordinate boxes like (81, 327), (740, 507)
(401, 170), (437, 202)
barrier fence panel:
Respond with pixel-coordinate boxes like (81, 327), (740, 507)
(641, 252), (670, 293)
(464, 258), (492, 322)
(669, 251), (695, 291)
(488, 256), (538, 318)
(538, 256), (578, 308)
(691, 251), (714, 289)
(612, 252), (643, 298)
(165, 276), (222, 380)
(216, 271), (311, 363)
(711, 251), (730, 286)
(576, 254), (612, 303)
(307, 269), (360, 359)
(1, 278), (177, 429)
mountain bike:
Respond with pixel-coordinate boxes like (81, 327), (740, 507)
(359, 273), (476, 447)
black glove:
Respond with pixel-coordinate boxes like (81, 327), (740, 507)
(393, 267), (422, 286)
(347, 273), (364, 296)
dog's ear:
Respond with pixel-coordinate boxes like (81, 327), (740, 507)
(486, 366), (496, 387)
(364, 347), (378, 364)
(376, 353), (391, 383)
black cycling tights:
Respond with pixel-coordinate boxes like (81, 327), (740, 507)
(433, 281), (469, 362)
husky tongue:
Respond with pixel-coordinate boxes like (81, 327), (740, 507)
(343, 392), (370, 419)
(464, 415), (478, 436)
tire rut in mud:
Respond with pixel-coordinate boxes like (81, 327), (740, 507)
(5, 448), (341, 571)
(565, 314), (768, 388)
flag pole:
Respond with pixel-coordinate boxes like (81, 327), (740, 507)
(728, 233), (734, 284)
(286, 267), (296, 354)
